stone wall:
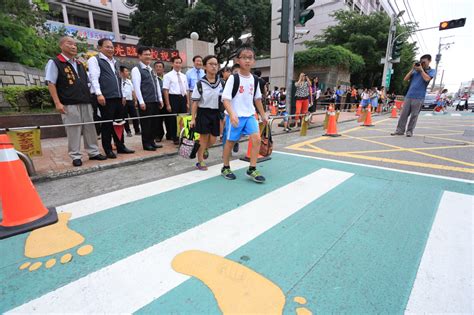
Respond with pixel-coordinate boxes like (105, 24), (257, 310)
(0, 62), (46, 88)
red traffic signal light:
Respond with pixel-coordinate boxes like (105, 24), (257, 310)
(439, 18), (466, 30)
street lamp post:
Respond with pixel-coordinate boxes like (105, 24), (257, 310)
(431, 36), (454, 91)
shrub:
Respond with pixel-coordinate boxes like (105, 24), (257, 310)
(1, 86), (53, 111)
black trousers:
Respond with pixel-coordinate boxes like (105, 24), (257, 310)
(156, 105), (167, 141)
(139, 101), (160, 147)
(90, 95), (102, 135)
(98, 98), (126, 153)
(123, 100), (140, 134)
(167, 94), (188, 141)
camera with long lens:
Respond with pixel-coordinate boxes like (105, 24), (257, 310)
(415, 62), (421, 67)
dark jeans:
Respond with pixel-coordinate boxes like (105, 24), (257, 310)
(98, 98), (126, 153)
(139, 102), (160, 147)
(123, 100), (140, 134)
(167, 94), (188, 141)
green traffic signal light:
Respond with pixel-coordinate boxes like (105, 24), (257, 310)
(278, 0), (290, 43)
(295, 0), (315, 26)
(439, 18), (466, 30)
(391, 39), (403, 59)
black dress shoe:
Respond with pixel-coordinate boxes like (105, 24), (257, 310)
(143, 145), (157, 151)
(155, 138), (162, 143)
(151, 143), (163, 149)
(390, 132), (404, 136)
(117, 147), (135, 154)
(89, 154), (107, 161)
(106, 151), (117, 159)
(72, 159), (82, 167)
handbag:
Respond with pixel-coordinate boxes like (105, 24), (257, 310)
(259, 124), (273, 157)
(178, 128), (200, 159)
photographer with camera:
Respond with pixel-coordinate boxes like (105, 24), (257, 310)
(391, 54), (435, 137)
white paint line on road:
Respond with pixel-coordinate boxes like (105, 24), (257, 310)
(57, 160), (249, 220)
(424, 113), (433, 116)
(8, 168), (353, 314)
(451, 113), (462, 116)
(405, 191), (473, 314)
(274, 151), (474, 183)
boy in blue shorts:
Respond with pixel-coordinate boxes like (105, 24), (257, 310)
(221, 46), (268, 183)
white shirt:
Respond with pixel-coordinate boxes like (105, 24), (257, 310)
(191, 78), (223, 109)
(362, 92), (370, 100)
(163, 69), (187, 96)
(122, 78), (134, 101)
(131, 62), (163, 105)
(222, 73), (262, 117)
(87, 52), (118, 96)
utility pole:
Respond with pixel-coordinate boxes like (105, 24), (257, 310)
(431, 36), (454, 91)
(285, 0), (295, 114)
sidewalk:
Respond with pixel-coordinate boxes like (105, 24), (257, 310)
(29, 110), (376, 180)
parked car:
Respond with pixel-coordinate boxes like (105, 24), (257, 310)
(468, 96), (474, 110)
(421, 94), (438, 111)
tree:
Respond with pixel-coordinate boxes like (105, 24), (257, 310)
(295, 45), (364, 73)
(179, 0), (271, 63)
(129, 0), (187, 48)
(0, 0), (87, 69)
(305, 10), (417, 92)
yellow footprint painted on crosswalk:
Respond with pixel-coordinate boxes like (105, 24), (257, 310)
(18, 213), (93, 272)
(172, 250), (313, 314)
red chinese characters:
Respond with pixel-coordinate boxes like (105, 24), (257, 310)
(113, 43), (179, 61)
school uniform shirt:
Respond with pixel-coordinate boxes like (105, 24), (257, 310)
(163, 69), (187, 96)
(191, 77), (223, 109)
(222, 73), (262, 117)
(122, 78), (134, 101)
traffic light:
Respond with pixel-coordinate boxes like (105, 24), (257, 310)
(295, 0), (315, 26)
(439, 18), (466, 30)
(391, 39), (403, 60)
(278, 0), (290, 43)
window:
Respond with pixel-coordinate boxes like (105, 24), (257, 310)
(118, 19), (136, 35)
(346, 0), (354, 8)
(354, 4), (361, 13)
(46, 3), (64, 22)
(67, 8), (89, 28)
(94, 14), (112, 31)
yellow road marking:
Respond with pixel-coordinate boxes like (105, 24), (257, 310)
(343, 134), (474, 167)
(423, 135), (474, 145)
(318, 132), (464, 140)
(345, 144), (474, 154)
(293, 146), (474, 174)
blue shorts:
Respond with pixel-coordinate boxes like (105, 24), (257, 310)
(361, 99), (370, 107)
(278, 111), (289, 122)
(225, 115), (259, 142)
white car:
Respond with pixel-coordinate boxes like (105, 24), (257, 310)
(468, 96), (474, 109)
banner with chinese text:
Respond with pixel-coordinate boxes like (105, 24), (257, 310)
(6, 129), (42, 157)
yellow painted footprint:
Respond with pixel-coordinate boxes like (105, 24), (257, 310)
(172, 250), (313, 314)
(18, 213), (93, 272)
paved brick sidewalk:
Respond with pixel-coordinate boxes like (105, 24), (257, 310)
(29, 110), (374, 179)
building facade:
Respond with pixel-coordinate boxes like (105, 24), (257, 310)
(270, 0), (393, 88)
(45, 0), (139, 45)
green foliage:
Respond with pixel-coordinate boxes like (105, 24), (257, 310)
(306, 10), (417, 91)
(295, 45), (364, 72)
(1, 86), (53, 111)
(130, 0), (188, 48)
(131, 0), (271, 63)
(0, 0), (87, 69)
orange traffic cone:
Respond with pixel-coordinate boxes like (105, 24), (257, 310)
(270, 104), (277, 116)
(356, 104), (362, 116)
(0, 134), (58, 239)
(323, 107), (341, 137)
(362, 105), (374, 127)
(390, 106), (398, 118)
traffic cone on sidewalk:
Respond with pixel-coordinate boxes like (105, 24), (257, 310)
(362, 105), (374, 127)
(323, 106), (341, 137)
(0, 134), (58, 239)
(240, 115), (271, 163)
(390, 106), (398, 118)
(356, 104), (362, 116)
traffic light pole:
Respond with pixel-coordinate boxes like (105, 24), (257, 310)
(285, 0), (295, 114)
(381, 15), (396, 88)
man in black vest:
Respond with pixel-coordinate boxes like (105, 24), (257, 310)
(45, 36), (106, 167)
(153, 61), (167, 142)
(88, 38), (134, 158)
(131, 46), (164, 151)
